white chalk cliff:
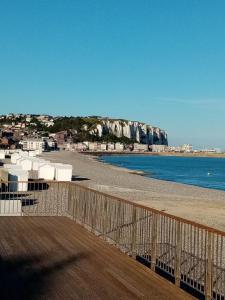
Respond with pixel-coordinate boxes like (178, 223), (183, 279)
(90, 118), (168, 145)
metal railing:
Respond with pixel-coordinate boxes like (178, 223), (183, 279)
(0, 180), (225, 300)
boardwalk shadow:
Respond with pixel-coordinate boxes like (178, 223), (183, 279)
(0, 252), (88, 300)
(21, 198), (38, 206)
(72, 175), (89, 182)
(28, 181), (50, 191)
(0, 192), (34, 201)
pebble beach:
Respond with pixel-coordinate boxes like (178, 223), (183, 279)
(42, 151), (225, 231)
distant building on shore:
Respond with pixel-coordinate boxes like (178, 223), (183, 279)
(133, 143), (148, 152)
(54, 131), (67, 145)
(199, 148), (222, 154)
(115, 143), (124, 151)
(167, 144), (193, 153)
(150, 145), (167, 152)
(20, 139), (45, 151)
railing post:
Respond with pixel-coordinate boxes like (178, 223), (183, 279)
(115, 201), (122, 245)
(67, 182), (72, 217)
(56, 182), (59, 216)
(72, 185), (77, 221)
(205, 231), (213, 300)
(82, 194), (87, 225)
(91, 193), (96, 233)
(103, 197), (108, 240)
(175, 221), (182, 287)
(131, 206), (137, 258)
(151, 213), (158, 271)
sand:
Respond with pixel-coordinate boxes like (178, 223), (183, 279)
(41, 151), (225, 231)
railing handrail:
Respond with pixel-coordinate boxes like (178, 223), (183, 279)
(1, 179), (225, 236)
(67, 181), (225, 237)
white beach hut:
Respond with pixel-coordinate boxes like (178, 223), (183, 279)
(20, 151), (29, 157)
(0, 199), (22, 216)
(0, 151), (5, 160)
(4, 164), (23, 170)
(19, 158), (33, 171)
(38, 164), (55, 180)
(28, 151), (36, 157)
(16, 157), (25, 165)
(35, 149), (43, 155)
(55, 164), (72, 181)
(11, 153), (21, 164)
(32, 159), (50, 171)
(8, 169), (28, 192)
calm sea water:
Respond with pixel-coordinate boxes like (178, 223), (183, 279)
(100, 155), (225, 191)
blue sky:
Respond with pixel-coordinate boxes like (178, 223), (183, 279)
(0, 1), (225, 148)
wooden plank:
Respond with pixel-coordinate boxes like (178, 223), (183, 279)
(0, 217), (194, 300)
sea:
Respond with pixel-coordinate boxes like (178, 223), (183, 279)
(100, 155), (225, 191)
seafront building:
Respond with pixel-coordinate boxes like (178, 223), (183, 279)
(115, 142), (124, 151)
(63, 142), (194, 153)
(151, 144), (167, 152)
(19, 138), (57, 152)
(20, 139), (45, 151)
(168, 144), (193, 152)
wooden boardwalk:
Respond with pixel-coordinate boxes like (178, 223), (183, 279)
(0, 217), (194, 300)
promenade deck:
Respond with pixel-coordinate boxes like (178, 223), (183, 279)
(0, 216), (193, 300)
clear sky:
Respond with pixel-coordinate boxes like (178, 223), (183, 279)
(0, 0), (225, 148)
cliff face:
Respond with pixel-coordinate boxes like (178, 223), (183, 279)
(90, 118), (168, 145)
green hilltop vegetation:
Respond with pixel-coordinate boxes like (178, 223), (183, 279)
(0, 115), (143, 144)
(49, 116), (101, 132)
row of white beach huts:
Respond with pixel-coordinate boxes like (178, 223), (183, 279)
(0, 149), (73, 192)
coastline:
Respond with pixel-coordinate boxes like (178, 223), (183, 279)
(80, 151), (225, 159)
(41, 150), (225, 231)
